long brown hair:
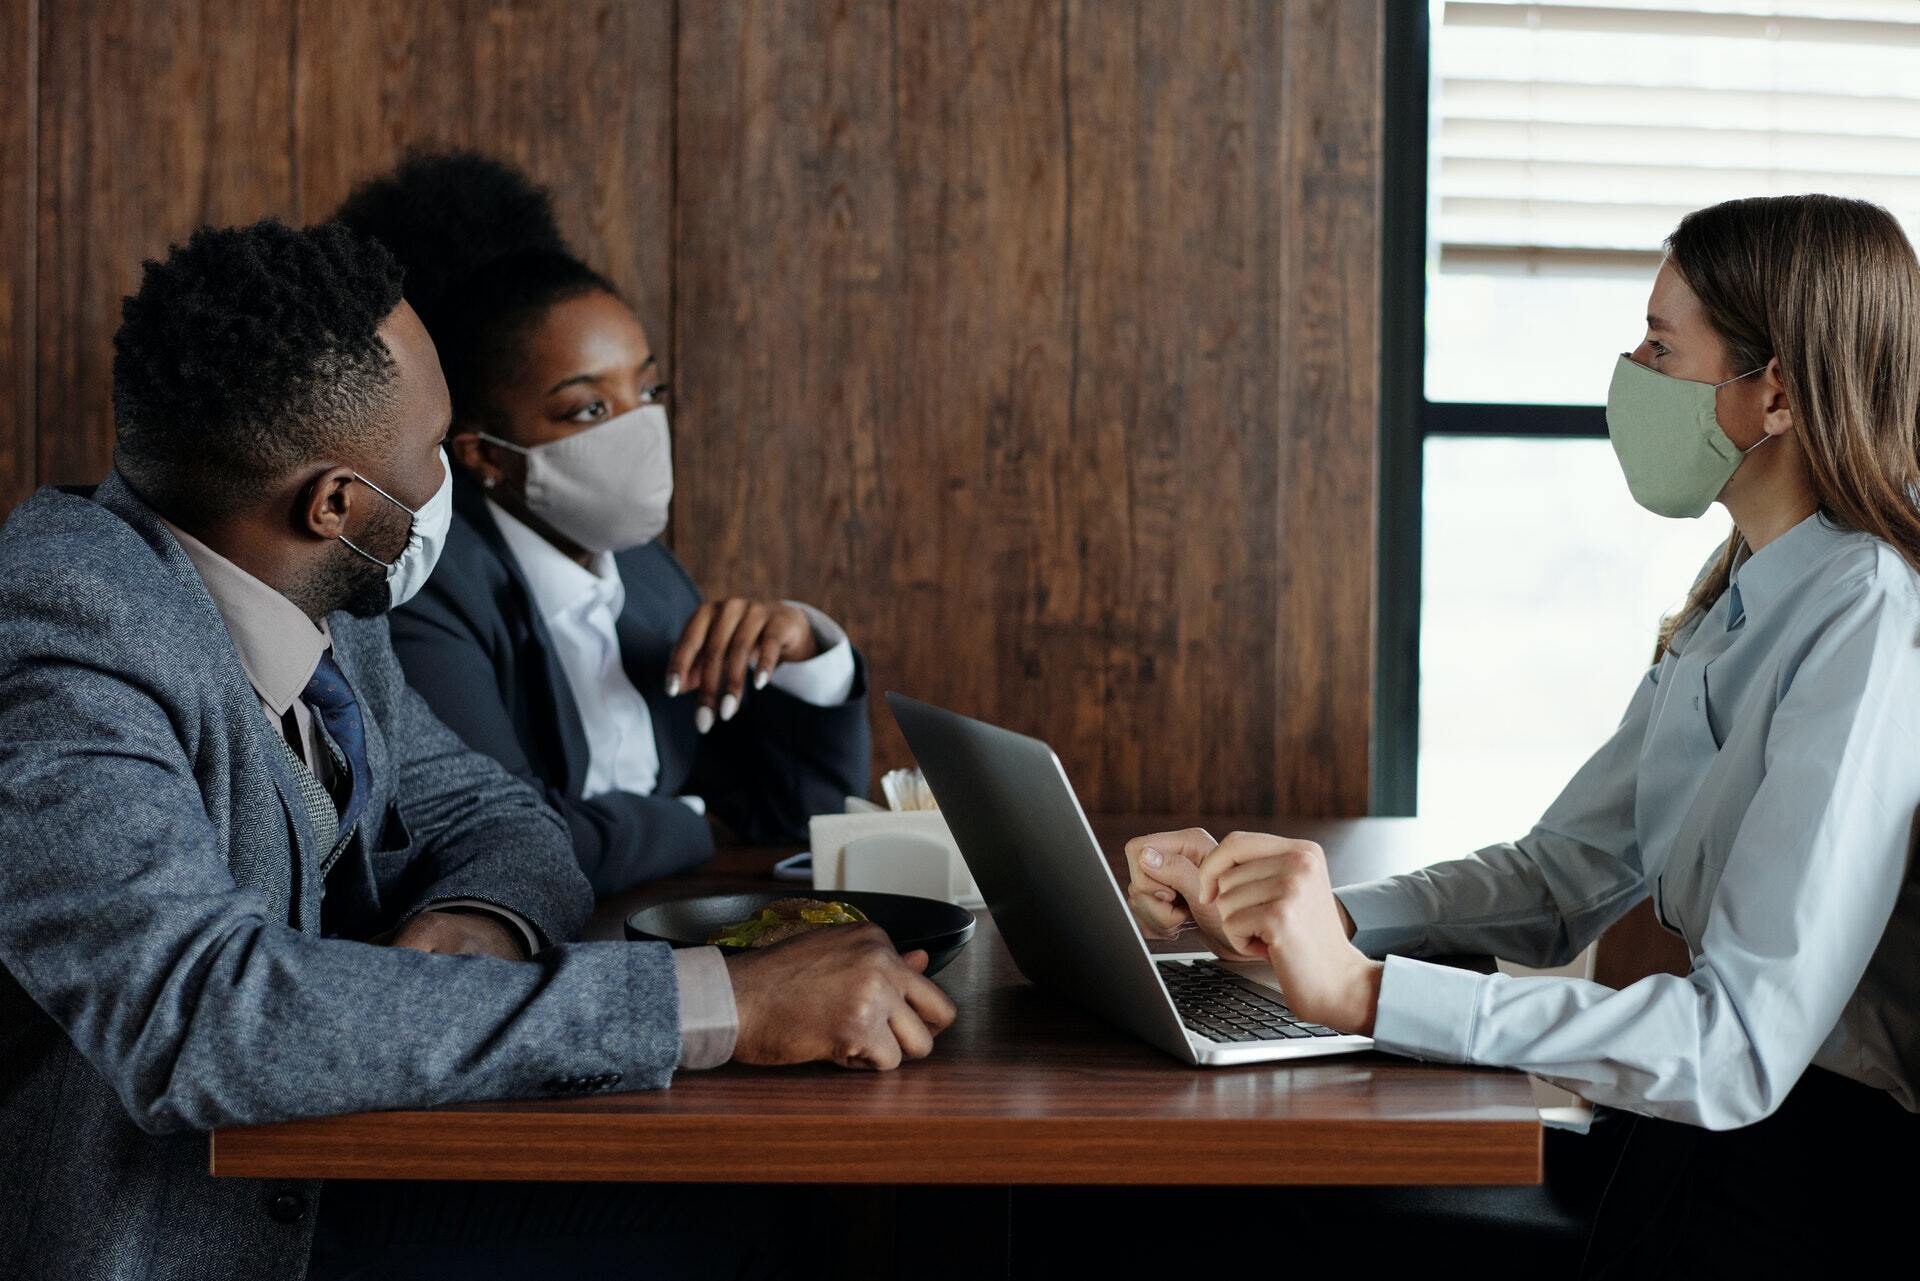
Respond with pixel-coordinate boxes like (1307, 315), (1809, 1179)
(1653, 195), (1920, 659)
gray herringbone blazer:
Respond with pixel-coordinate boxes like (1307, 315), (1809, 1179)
(0, 473), (684, 1281)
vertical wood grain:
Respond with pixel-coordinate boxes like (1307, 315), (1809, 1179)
(14, 0), (1386, 816)
(883, 0), (1076, 801)
(1274, 0), (1381, 814)
(1, 0), (35, 514)
(291, 0), (675, 380)
(1061, 0), (1286, 812)
(675, 0), (1383, 814)
(35, 0), (297, 488)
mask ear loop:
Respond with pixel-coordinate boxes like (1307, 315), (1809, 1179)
(336, 472), (420, 568)
(471, 432), (529, 492)
(1716, 361), (1775, 455)
(472, 431), (530, 455)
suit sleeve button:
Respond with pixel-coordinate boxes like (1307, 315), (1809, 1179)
(268, 1191), (307, 1224)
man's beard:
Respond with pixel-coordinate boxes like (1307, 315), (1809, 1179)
(311, 504), (409, 619)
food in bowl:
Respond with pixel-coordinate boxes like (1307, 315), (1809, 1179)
(706, 897), (871, 949)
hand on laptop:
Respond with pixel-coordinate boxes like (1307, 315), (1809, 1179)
(1123, 828), (1266, 963)
(727, 924), (958, 1070)
(1193, 833), (1382, 1035)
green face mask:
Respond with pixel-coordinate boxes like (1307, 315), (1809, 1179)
(1604, 354), (1769, 519)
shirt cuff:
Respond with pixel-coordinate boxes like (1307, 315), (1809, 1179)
(766, 601), (857, 707)
(1332, 878), (1434, 959)
(1369, 954), (1486, 1064)
(428, 899), (542, 957)
(673, 946), (740, 1070)
(676, 794), (708, 816)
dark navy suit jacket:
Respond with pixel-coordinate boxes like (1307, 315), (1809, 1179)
(390, 476), (871, 892)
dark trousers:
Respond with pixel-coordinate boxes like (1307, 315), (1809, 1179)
(1010, 1069), (1913, 1280)
(1007, 1121), (1622, 1278)
(306, 1180), (834, 1281)
(1581, 1066), (1917, 1277)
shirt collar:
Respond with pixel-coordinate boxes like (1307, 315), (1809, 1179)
(1727, 511), (1858, 627)
(161, 519), (331, 716)
(487, 499), (621, 621)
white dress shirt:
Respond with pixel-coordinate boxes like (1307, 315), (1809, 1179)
(490, 502), (859, 1071)
(489, 500), (857, 808)
(1336, 513), (1920, 1129)
(162, 520), (543, 957)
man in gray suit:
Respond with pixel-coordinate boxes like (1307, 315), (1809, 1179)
(0, 220), (955, 1281)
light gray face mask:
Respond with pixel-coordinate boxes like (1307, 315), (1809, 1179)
(478, 403), (673, 553)
(339, 447), (453, 610)
(1604, 354), (1771, 519)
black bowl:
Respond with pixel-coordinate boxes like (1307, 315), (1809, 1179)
(624, 890), (975, 976)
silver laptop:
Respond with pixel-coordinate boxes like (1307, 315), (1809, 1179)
(888, 693), (1374, 1067)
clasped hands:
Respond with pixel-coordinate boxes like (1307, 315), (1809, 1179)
(1124, 828), (1382, 1036)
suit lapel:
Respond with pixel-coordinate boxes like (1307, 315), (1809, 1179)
(92, 471), (319, 925)
(612, 549), (701, 794)
(455, 478), (592, 795)
(613, 597), (690, 791)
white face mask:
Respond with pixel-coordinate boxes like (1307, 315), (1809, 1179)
(477, 402), (673, 554)
(339, 447), (453, 609)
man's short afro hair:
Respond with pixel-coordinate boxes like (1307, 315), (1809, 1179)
(111, 218), (406, 522)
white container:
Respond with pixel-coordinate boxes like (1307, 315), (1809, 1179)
(807, 809), (982, 909)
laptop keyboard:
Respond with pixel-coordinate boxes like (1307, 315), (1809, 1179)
(1158, 960), (1344, 1042)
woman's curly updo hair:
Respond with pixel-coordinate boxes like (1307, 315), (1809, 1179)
(333, 148), (619, 426)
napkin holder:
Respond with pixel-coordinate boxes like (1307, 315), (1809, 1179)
(808, 808), (982, 909)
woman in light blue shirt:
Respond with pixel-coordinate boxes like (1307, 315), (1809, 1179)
(1128, 194), (1920, 1272)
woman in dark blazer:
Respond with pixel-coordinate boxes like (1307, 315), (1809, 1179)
(337, 151), (870, 892)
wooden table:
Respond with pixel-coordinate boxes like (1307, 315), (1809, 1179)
(213, 817), (1541, 1186)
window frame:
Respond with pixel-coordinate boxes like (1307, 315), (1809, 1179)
(1372, 3), (1609, 815)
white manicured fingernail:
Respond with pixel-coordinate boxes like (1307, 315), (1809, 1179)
(754, 668), (770, 690)
(695, 706), (714, 734)
(666, 674), (680, 697)
(1142, 847), (1162, 868)
(720, 693), (739, 722)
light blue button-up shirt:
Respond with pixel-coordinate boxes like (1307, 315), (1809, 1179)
(1336, 512), (1920, 1129)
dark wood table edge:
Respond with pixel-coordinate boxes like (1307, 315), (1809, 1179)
(210, 822), (1548, 1187)
(213, 1113), (1543, 1185)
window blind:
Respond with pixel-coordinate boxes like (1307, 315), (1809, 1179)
(1434, 0), (1920, 274)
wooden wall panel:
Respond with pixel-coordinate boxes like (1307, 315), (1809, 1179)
(7, 0), (1384, 816)
(674, 0), (1382, 815)
(291, 0), (675, 379)
(663, 0), (906, 596)
(35, 0), (298, 489)
(1060, 0), (1286, 813)
(1, 0), (34, 516)
(1274, 0), (1381, 815)
(15, 0), (674, 505)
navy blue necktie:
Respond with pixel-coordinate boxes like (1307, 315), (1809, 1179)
(302, 651), (369, 839)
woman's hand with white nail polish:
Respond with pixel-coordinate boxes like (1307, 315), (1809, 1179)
(664, 598), (818, 726)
